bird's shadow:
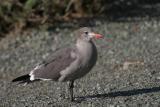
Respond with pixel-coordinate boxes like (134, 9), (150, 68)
(75, 86), (160, 102)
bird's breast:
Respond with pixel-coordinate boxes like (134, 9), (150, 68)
(76, 41), (98, 74)
(60, 41), (98, 81)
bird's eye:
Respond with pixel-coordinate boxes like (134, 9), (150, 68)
(84, 31), (88, 35)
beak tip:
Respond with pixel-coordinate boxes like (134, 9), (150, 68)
(95, 34), (103, 39)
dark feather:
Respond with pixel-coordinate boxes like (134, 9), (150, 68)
(12, 74), (31, 83)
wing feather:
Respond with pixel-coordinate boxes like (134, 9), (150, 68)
(30, 47), (77, 81)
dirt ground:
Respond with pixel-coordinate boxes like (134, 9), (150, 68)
(0, 19), (160, 107)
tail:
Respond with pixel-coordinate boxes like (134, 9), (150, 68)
(12, 74), (31, 84)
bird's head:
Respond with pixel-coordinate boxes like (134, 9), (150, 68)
(77, 27), (103, 41)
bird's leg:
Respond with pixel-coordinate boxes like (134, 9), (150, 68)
(69, 80), (74, 101)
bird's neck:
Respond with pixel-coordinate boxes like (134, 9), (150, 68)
(76, 39), (95, 57)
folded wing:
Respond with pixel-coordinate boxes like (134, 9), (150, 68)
(29, 47), (77, 81)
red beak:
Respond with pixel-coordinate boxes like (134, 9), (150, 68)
(94, 33), (103, 39)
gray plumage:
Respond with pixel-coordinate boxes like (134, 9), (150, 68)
(12, 27), (102, 101)
(30, 48), (77, 81)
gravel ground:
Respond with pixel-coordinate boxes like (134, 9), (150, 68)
(0, 19), (160, 107)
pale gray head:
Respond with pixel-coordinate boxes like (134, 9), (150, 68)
(76, 27), (103, 42)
